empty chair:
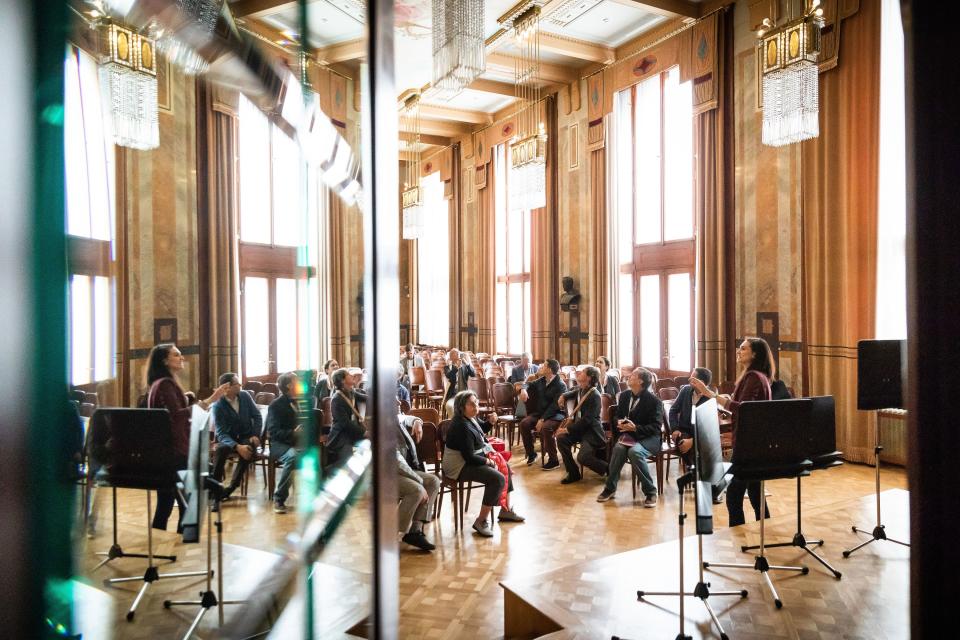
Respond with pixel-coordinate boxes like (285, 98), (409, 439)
(658, 387), (680, 402)
(261, 382), (280, 396)
(242, 380), (263, 394)
(255, 392), (276, 405)
(491, 383), (519, 447)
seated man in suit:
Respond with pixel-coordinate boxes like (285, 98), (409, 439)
(517, 359), (567, 470)
(596, 367), (664, 507)
(396, 412), (440, 551)
(508, 351), (538, 418)
(399, 343), (425, 392)
(266, 372), (302, 514)
(556, 366), (608, 484)
(211, 372), (263, 500)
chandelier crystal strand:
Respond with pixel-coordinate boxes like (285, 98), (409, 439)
(432, 0), (485, 96)
(402, 96), (424, 240)
(98, 21), (159, 150)
(509, 6), (546, 212)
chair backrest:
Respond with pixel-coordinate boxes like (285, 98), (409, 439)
(399, 399), (411, 414)
(424, 368), (444, 393)
(491, 383), (515, 412)
(70, 389), (86, 403)
(658, 386), (679, 401)
(618, 381), (628, 393)
(415, 421), (440, 465)
(242, 380), (263, 394)
(408, 407), (441, 426)
(79, 402), (96, 418)
(320, 397), (332, 426)
(89, 408), (179, 490)
(467, 377), (490, 400)
(262, 383), (281, 396)
(83, 391), (99, 406)
(674, 376), (690, 388)
(410, 365), (427, 386)
(600, 393), (615, 424)
(255, 392), (276, 405)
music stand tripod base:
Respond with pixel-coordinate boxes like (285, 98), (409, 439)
(637, 480), (747, 640)
(93, 487), (176, 572)
(843, 438), (910, 557)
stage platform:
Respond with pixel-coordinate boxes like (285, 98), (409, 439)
(501, 489), (910, 639)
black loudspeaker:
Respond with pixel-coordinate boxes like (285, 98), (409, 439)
(857, 339), (905, 410)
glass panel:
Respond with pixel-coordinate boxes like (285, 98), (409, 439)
(299, 276), (320, 370)
(508, 282), (523, 354)
(667, 272), (692, 372)
(634, 75), (662, 245)
(418, 172), (450, 346)
(239, 95), (272, 244)
(64, 51), (90, 239)
(523, 209), (532, 273)
(663, 67), (693, 241)
(275, 278), (297, 373)
(639, 275), (661, 369)
(70, 275), (91, 386)
(523, 281), (531, 354)
(618, 272), (634, 367)
(615, 89), (634, 263)
(496, 283), (507, 354)
(243, 276), (270, 377)
(272, 126), (303, 247)
(93, 276), (112, 381)
(507, 211), (522, 274)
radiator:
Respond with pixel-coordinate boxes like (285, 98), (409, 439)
(878, 409), (908, 466)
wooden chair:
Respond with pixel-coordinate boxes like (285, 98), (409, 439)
(407, 407), (441, 430)
(255, 392), (276, 405)
(262, 383), (280, 396)
(242, 380), (263, 394)
(674, 375), (690, 388)
(410, 365), (427, 407)
(632, 420), (684, 498)
(435, 420), (486, 532)
(491, 383), (519, 447)
(84, 391), (99, 407)
(79, 402), (96, 418)
(423, 368), (446, 410)
(70, 389), (86, 404)
(414, 420), (441, 477)
(467, 378), (493, 415)
(658, 387), (680, 402)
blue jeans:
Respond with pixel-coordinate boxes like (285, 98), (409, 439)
(604, 442), (657, 497)
(271, 443), (297, 505)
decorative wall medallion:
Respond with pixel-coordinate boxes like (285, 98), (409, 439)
(632, 56), (656, 76)
(501, 122), (514, 137)
(698, 34), (708, 60)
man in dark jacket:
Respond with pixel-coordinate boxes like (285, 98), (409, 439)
(668, 367), (714, 464)
(211, 372), (263, 499)
(596, 367), (664, 507)
(266, 372), (300, 513)
(517, 359), (567, 469)
(556, 367), (608, 483)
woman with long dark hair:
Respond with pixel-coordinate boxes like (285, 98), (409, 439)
(690, 337), (775, 526)
(145, 344), (228, 531)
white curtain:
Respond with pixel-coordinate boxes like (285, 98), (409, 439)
(417, 172), (450, 345)
(875, 0), (907, 340)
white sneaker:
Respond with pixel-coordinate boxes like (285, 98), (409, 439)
(472, 519), (494, 537)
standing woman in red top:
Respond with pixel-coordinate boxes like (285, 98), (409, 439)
(690, 337), (775, 526)
(145, 344), (228, 531)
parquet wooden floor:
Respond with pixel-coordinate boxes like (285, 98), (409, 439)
(76, 456), (907, 639)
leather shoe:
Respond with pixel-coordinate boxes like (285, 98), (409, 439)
(402, 530), (436, 551)
(561, 474), (582, 484)
(498, 508), (525, 523)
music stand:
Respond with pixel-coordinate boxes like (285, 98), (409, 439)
(843, 339), (910, 557)
(93, 409), (211, 621)
(740, 396), (844, 579)
(637, 399), (748, 640)
(702, 399), (813, 609)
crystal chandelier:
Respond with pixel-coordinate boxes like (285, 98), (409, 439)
(401, 94), (424, 240)
(432, 0), (485, 98)
(758, 0), (824, 147)
(98, 20), (159, 150)
(509, 5), (546, 212)
(155, 0), (223, 75)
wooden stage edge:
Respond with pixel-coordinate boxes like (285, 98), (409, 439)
(501, 489), (911, 640)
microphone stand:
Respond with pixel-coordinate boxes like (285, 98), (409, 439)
(164, 476), (245, 639)
(637, 472), (747, 640)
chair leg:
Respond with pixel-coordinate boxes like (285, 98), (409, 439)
(267, 463), (275, 501)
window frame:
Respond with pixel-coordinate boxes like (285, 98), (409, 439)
(494, 143), (532, 355)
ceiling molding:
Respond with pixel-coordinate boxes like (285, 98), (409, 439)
(400, 132), (452, 147)
(229, 0), (296, 19)
(467, 78), (522, 98)
(401, 119), (474, 138)
(613, 16), (686, 59)
(485, 52), (579, 84)
(315, 38), (365, 64)
(609, 0), (702, 19)
(419, 105), (493, 125)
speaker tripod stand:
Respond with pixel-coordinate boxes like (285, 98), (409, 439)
(637, 474), (747, 640)
(164, 477), (245, 639)
(843, 412), (909, 557)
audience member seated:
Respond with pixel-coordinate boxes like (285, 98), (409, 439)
(443, 349), (476, 418)
(442, 391), (524, 538)
(396, 412), (439, 551)
(266, 372), (301, 514)
(556, 366), (608, 484)
(517, 359), (567, 470)
(399, 343), (425, 391)
(595, 356), (620, 397)
(211, 372), (263, 501)
(507, 351), (538, 418)
(396, 366), (412, 406)
(669, 367), (714, 463)
(326, 368), (368, 469)
(144, 343), (228, 531)
(596, 367), (664, 508)
(690, 337), (775, 526)
(314, 358), (339, 403)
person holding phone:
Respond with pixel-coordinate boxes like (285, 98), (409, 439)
(595, 367), (664, 507)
